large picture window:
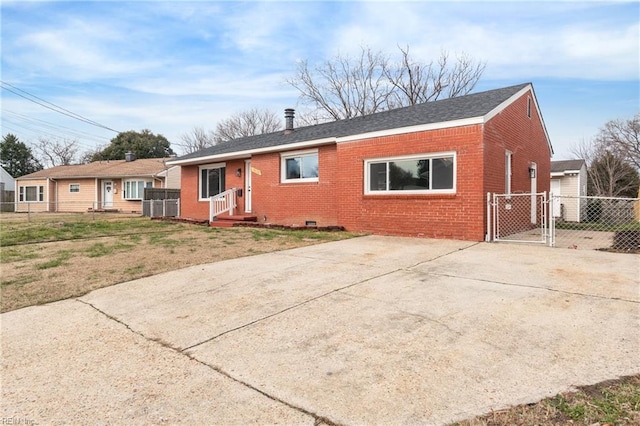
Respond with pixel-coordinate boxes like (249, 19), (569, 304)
(365, 153), (455, 194)
(281, 150), (319, 183)
(123, 180), (152, 200)
(19, 185), (44, 202)
(199, 164), (226, 200)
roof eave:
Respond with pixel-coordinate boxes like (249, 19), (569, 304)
(167, 137), (337, 166)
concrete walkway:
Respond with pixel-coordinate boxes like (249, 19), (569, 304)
(2, 236), (638, 425)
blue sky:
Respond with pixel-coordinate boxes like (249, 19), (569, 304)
(1, 1), (638, 160)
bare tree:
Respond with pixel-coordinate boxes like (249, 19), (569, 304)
(288, 47), (393, 121)
(176, 126), (216, 154)
(573, 136), (640, 198)
(385, 48), (485, 106)
(36, 137), (79, 167)
(214, 108), (282, 144)
(287, 45), (486, 121)
(596, 112), (640, 170)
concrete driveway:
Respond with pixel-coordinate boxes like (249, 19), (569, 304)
(2, 236), (638, 425)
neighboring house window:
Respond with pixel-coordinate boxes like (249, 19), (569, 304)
(19, 185), (44, 202)
(199, 164), (226, 200)
(527, 97), (532, 118)
(123, 180), (152, 200)
(505, 151), (512, 194)
(281, 150), (319, 183)
(365, 152), (456, 194)
(69, 184), (80, 193)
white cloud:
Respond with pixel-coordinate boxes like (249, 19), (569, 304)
(325, 2), (639, 81)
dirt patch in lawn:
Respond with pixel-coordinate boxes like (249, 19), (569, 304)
(1, 217), (358, 313)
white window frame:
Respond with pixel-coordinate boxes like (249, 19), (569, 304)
(505, 151), (513, 194)
(281, 149), (319, 183)
(19, 185), (44, 202)
(122, 179), (153, 200)
(69, 183), (80, 193)
(364, 152), (456, 195)
(198, 163), (226, 201)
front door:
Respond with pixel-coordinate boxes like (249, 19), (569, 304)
(244, 160), (252, 213)
(103, 181), (114, 208)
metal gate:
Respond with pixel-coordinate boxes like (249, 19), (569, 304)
(487, 192), (549, 244)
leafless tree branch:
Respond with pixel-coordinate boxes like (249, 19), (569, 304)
(36, 137), (79, 167)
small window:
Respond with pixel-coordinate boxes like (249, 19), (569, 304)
(199, 164), (226, 200)
(281, 150), (319, 183)
(69, 184), (80, 193)
(527, 97), (532, 118)
(19, 185), (44, 202)
(365, 152), (455, 194)
(123, 180), (152, 200)
(505, 151), (512, 194)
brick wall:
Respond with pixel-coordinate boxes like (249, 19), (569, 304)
(181, 158), (259, 220)
(249, 145), (338, 226)
(483, 90), (552, 234)
(336, 125), (486, 240)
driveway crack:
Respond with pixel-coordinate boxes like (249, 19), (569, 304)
(427, 273), (640, 304)
(76, 298), (343, 426)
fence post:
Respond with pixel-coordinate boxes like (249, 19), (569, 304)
(163, 199), (167, 217)
(485, 192), (491, 242)
(177, 198), (180, 218)
(27, 202), (31, 222)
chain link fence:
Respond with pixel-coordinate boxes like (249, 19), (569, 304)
(0, 201), (144, 223)
(551, 195), (640, 252)
(489, 192), (547, 243)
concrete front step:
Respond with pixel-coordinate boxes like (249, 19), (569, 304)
(210, 215), (258, 228)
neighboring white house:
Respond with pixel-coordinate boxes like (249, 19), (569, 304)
(1, 165), (16, 191)
(156, 165), (181, 189)
(550, 159), (587, 222)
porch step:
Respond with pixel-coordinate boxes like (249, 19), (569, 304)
(210, 215), (258, 228)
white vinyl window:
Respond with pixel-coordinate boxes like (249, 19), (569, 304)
(365, 152), (456, 194)
(199, 163), (226, 200)
(505, 151), (513, 194)
(281, 150), (319, 183)
(19, 185), (44, 202)
(69, 184), (80, 193)
(123, 180), (152, 200)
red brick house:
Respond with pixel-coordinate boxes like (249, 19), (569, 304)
(169, 83), (552, 241)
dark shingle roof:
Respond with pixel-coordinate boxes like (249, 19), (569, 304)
(174, 83), (531, 163)
(551, 159), (585, 173)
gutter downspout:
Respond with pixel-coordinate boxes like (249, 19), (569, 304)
(50, 178), (58, 212)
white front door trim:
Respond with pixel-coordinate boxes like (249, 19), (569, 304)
(244, 160), (252, 213)
(103, 180), (114, 208)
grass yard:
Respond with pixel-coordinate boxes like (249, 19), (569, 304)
(1, 212), (638, 425)
(0, 212), (357, 313)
